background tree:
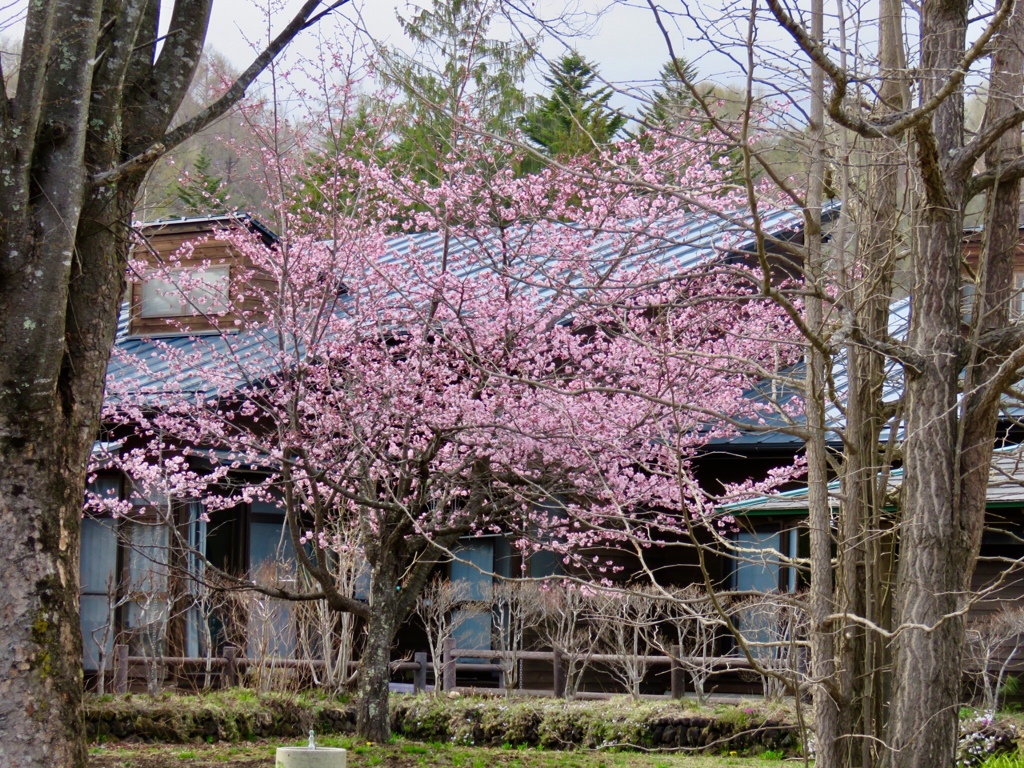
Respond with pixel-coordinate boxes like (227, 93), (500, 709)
(0, 2), (351, 766)
(520, 51), (626, 159)
(139, 50), (273, 219)
(632, 57), (700, 138)
(378, 0), (534, 184)
(174, 147), (230, 215)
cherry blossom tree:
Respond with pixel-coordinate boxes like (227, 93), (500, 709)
(456, 0), (1024, 762)
(94, 112), (802, 739)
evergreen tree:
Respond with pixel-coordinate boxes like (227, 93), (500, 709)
(520, 52), (626, 159)
(380, 0), (534, 184)
(634, 57), (700, 136)
(175, 148), (229, 215)
(630, 58), (743, 188)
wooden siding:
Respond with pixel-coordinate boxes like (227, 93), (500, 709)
(128, 219), (275, 336)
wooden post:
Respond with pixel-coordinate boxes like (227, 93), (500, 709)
(442, 638), (456, 692)
(670, 645), (686, 699)
(414, 652), (428, 693)
(113, 644), (128, 694)
(552, 648), (565, 698)
(222, 645), (238, 688)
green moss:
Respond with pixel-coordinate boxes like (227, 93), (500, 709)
(30, 615), (53, 678)
(85, 691), (798, 755)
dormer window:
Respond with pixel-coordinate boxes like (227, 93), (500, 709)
(128, 216), (277, 336)
(140, 266), (230, 318)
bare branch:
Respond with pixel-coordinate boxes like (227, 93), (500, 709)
(968, 154), (1024, 198)
(764, 0), (1014, 141)
(91, 0), (352, 186)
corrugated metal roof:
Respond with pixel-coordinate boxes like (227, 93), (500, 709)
(375, 204), (831, 302)
(109, 205), (827, 397)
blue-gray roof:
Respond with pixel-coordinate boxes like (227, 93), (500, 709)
(107, 205), (829, 399)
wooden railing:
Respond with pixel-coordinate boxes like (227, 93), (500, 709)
(104, 642), (753, 698)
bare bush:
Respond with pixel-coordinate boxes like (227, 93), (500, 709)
(730, 592), (808, 701)
(414, 576), (479, 694)
(658, 586), (724, 704)
(592, 585), (664, 698)
(243, 560), (298, 692)
(87, 573), (131, 695)
(492, 580), (545, 693)
(538, 581), (604, 699)
(965, 606), (1024, 712)
(293, 540), (365, 695)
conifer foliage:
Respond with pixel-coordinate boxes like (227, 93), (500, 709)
(520, 52), (626, 158)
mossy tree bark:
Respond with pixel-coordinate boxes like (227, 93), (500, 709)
(0, 1), (348, 765)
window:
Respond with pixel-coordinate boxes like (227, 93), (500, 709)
(1014, 273), (1024, 318)
(81, 476), (121, 672)
(730, 525), (805, 664)
(140, 267), (229, 318)
(122, 518), (171, 658)
(451, 538), (496, 660)
(247, 499), (297, 658)
(80, 516), (119, 672)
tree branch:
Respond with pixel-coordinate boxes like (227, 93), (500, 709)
(765, 0), (1013, 140)
(968, 154), (1024, 198)
(965, 340), (1024, 425)
(91, 142), (166, 186)
(91, 0), (352, 187)
(840, 319), (925, 375)
(160, 0), (350, 150)
(965, 324), (1024, 362)
(951, 107), (1024, 180)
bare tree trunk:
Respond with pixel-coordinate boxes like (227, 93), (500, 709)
(837, 2), (907, 763)
(355, 559), (403, 742)
(0, 422), (91, 768)
(888, 4), (969, 762)
(803, 0), (843, 762)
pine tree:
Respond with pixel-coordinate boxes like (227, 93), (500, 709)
(380, 0), (534, 184)
(520, 52), (626, 159)
(175, 148), (229, 215)
(634, 58), (700, 136)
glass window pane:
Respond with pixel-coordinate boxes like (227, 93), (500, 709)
(81, 595), (117, 672)
(140, 274), (183, 317)
(80, 517), (118, 595)
(250, 521), (296, 571)
(733, 530), (780, 593)
(140, 267), (229, 318)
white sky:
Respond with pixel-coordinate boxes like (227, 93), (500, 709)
(203, 0), (752, 104)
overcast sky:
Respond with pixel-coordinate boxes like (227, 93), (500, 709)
(202, 0), (750, 104)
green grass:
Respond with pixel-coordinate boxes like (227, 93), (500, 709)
(87, 737), (796, 768)
(981, 755), (1024, 768)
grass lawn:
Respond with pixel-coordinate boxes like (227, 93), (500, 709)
(87, 736), (796, 768)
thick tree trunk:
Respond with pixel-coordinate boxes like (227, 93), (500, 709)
(355, 562), (403, 742)
(0, 191), (136, 768)
(889, 202), (967, 768)
(885, 0), (974, 764)
(0, 420), (89, 768)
